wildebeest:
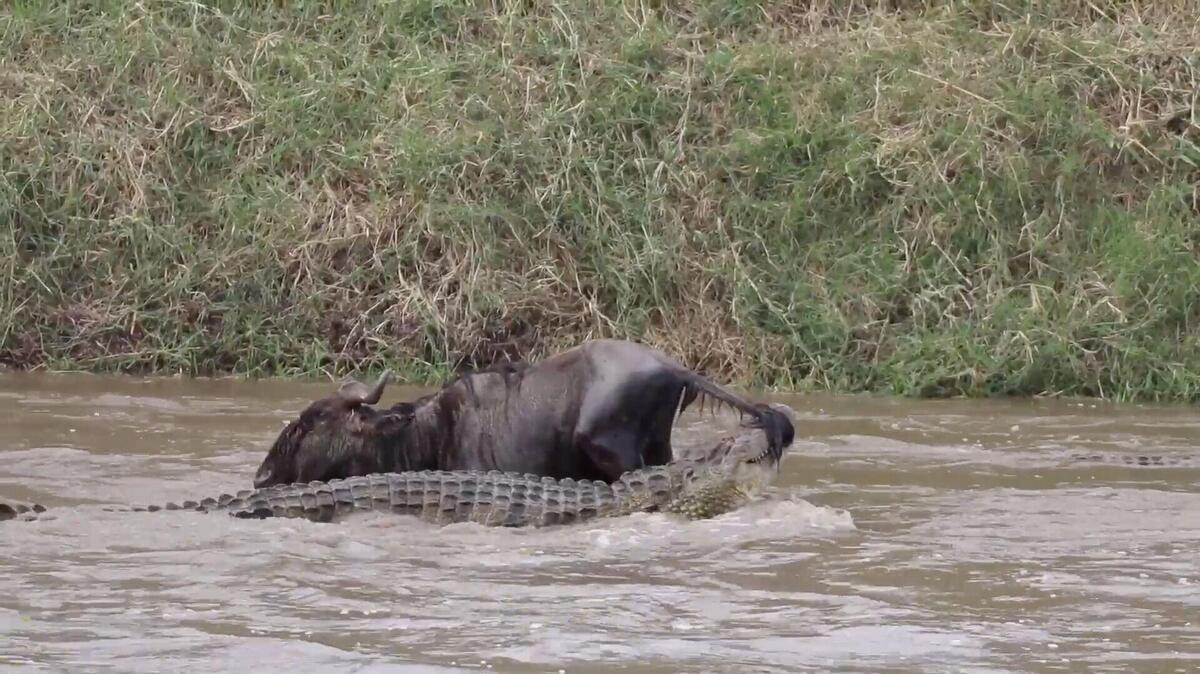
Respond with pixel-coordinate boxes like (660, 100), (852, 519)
(251, 339), (795, 489)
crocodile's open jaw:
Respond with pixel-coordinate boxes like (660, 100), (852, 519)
(746, 445), (772, 464)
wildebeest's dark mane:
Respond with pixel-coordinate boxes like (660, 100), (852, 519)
(440, 358), (530, 388)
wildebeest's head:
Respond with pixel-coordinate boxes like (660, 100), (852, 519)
(252, 371), (418, 489)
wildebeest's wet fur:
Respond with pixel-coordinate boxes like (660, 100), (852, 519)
(251, 339), (795, 489)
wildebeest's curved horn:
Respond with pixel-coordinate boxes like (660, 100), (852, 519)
(336, 369), (393, 406)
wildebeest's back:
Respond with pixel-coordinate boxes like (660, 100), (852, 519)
(435, 357), (590, 479)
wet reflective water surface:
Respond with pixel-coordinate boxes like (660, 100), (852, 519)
(1, 372), (1198, 673)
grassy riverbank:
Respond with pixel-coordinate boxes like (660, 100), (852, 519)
(3, 1), (1199, 400)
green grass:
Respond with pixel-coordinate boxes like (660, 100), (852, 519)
(2, 0), (1199, 401)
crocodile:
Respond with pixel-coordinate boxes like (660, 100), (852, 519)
(1066, 452), (1199, 467)
(1, 404), (794, 527)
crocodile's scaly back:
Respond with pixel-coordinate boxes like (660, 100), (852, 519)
(1067, 452), (1199, 467)
(182, 471), (630, 527)
(110, 464), (735, 527)
(0, 503), (46, 521)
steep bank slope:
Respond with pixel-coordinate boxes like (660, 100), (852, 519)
(3, 1), (1198, 400)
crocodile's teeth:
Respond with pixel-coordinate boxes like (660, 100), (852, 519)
(746, 448), (770, 463)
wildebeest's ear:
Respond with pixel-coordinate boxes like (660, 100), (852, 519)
(389, 401), (416, 415)
(335, 369), (393, 408)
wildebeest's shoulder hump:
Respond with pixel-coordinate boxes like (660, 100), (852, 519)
(438, 359), (530, 408)
(442, 359), (529, 388)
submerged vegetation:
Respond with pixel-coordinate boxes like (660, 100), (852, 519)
(2, 1), (1199, 401)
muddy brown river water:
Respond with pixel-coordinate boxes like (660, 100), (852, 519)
(0, 373), (1197, 673)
